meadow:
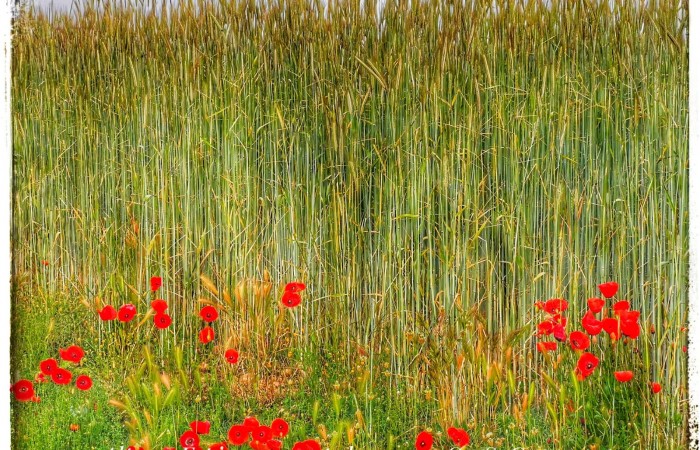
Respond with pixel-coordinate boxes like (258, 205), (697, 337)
(10, 0), (689, 448)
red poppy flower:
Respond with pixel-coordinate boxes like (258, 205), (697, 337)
(569, 331), (590, 351)
(41, 260), (49, 266)
(190, 420), (211, 435)
(614, 371), (634, 383)
(537, 321), (553, 336)
(447, 427), (470, 446)
(552, 324), (567, 342)
(11, 380), (34, 402)
(200, 306), (219, 323)
(39, 358), (58, 375)
(575, 352), (599, 381)
(151, 299), (168, 313)
(651, 382), (662, 394)
(76, 375), (93, 391)
(281, 291), (302, 308)
(150, 276), (162, 292)
(537, 341), (557, 353)
(587, 298), (605, 314)
(544, 299), (568, 314)
(31, 395), (40, 403)
(199, 326), (215, 344)
(225, 349), (239, 364)
(618, 310), (640, 324)
(118, 304), (137, 322)
(582, 311), (603, 335)
(620, 320), (640, 339)
(243, 417), (260, 432)
(612, 301), (630, 314)
(550, 314), (567, 327)
(98, 305), (118, 321)
(250, 441), (269, 450)
(180, 430), (200, 448)
(284, 282), (306, 292)
(209, 443), (228, 450)
(267, 440), (282, 450)
(252, 426), (273, 443)
(270, 418), (289, 438)
(227, 425), (249, 445)
(34, 372), (46, 383)
(415, 431), (433, 450)
(598, 281), (619, 298)
(292, 441), (321, 450)
(602, 318), (620, 339)
(59, 345), (85, 363)
(51, 368), (72, 385)
(154, 313), (172, 329)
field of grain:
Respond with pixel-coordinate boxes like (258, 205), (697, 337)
(10, 1), (689, 448)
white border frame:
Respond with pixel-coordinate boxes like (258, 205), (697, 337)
(1, 0), (12, 447)
(0, 1), (697, 449)
(688, 0), (699, 447)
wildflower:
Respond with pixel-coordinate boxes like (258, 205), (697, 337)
(150, 276), (162, 292)
(154, 313), (172, 329)
(98, 305), (118, 321)
(190, 420), (211, 434)
(612, 301), (630, 314)
(582, 311), (603, 335)
(200, 305), (219, 323)
(292, 441), (321, 450)
(180, 430), (200, 448)
(537, 341), (557, 353)
(598, 281), (619, 299)
(544, 299), (568, 314)
(614, 371), (634, 383)
(252, 426), (273, 443)
(415, 431), (433, 449)
(243, 417), (261, 432)
(76, 375), (93, 391)
(227, 425), (249, 445)
(51, 368), (72, 385)
(537, 321), (553, 336)
(285, 282), (306, 292)
(209, 443), (228, 450)
(569, 331), (590, 351)
(575, 352), (599, 381)
(587, 298), (605, 314)
(225, 349), (239, 364)
(11, 380), (34, 401)
(118, 304), (137, 322)
(59, 345), (85, 363)
(151, 299), (168, 313)
(281, 291), (302, 308)
(447, 427), (470, 447)
(651, 382), (662, 394)
(602, 318), (620, 339)
(271, 418), (289, 438)
(552, 324), (567, 342)
(39, 358), (58, 375)
(199, 326), (215, 344)
(69, 424), (79, 432)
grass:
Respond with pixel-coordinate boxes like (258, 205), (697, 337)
(10, 0), (689, 448)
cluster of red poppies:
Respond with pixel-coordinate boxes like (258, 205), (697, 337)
(534, 281), (662, 392)
(281, 282), (306, 308)
(414, 427), (469, 449)
(128, 416), (320, 450)
(11, 345), (93, 403)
